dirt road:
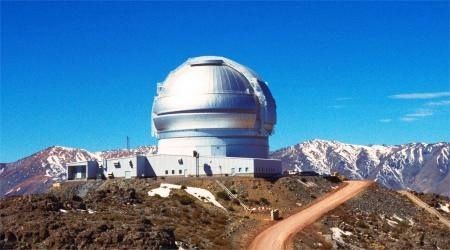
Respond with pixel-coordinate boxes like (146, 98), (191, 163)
(398, 190), (450, 230)
(248, 180), (373, 250)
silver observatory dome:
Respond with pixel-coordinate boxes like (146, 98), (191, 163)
(152, 56), (276, 158)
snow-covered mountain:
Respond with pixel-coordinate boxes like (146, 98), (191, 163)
(0, 146), (156, 197)
(1, 140), (448, 197)
(270, 140), (450, 197)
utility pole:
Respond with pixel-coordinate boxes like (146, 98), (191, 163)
(126, 136), (130, 151)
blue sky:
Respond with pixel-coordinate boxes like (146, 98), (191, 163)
(1, 1), (449, 162)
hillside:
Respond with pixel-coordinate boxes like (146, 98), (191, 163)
(1, 177), (449, 249)
(0, 176), (337, 249)
(271, 140), (450, 196)
(0, 146), (156, 197)
(293, 185), (450, 249)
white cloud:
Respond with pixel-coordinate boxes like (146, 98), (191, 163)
(400, 109), (433, 122)
(328, 105), (345, 109)
(405, 109), (433, 117)
(426, 99), (450, 106)
(379, 119), (392, 123)
(400, 117), (417, 122)
(389, 91), (450, 100)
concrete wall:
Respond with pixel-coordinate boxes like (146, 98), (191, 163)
(66, 154), (282, 180)
(67, 161), (98, 180)
(254, 159), (282, 177)
(104, 157), (137, 178)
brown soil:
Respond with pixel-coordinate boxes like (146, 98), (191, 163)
(0, 176), (337, 249)
(293, 184), (450, 249)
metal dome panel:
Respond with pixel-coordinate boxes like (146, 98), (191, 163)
(151, 56), (277, 159)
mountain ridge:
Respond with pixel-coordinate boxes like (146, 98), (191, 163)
(0, 140), (448, 197)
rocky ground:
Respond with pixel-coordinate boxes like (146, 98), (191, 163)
(0, 176), (337, 249)
(293, 184), (450, 249)
(2, 176), (448, 249)
(413, 191), (450, 221)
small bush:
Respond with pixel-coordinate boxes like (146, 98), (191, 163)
(259, 197), (270, 206)
(301, 178), (307, 183)
(178, 195), (194, 205)
(180, 185), (187, 190)
(231, 189), (237, 194)
(216, 191), (230, 201)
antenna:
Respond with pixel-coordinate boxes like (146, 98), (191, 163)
(126, 136), (130, 151)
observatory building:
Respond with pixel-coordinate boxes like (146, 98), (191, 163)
(152, 56), (276, 158)
(66, 56), (282, 180)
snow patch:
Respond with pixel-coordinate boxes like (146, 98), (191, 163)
(330, 227), (352, 243)
(185, 186), (226, 210)
(386, 219), (398, 227)
(439, 203), (449, 213)
(148, 183), (225, 210)
(392, 214), (404, 222)
(148, 183), (181, 197)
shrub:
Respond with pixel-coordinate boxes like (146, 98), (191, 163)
(180, 185), (187, 190)
(231, 189), (237, 194)
(216, 191), (230, 201)
(178, 195), (194, 205)
(301, 178), (307, 183)
(259, 197), (270, 206)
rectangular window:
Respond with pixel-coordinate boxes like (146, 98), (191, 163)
(172, 170), (175, 174)
(165, 170), (168, 175)
(113, 162), (120, 168)
(179, 169), (182, 174)
(245, 167), (249, 172)
(238, 168), (242, 172)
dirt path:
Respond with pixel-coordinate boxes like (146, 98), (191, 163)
(248, 180), (373, 250)
(398, 190), (450, 230)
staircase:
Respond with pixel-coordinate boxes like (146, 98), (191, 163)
(215, 180), (251, 212)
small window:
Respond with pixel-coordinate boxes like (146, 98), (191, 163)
(129, 160), (133, 168)
(245, 167), (249, 172)
(172, 170), (175, 174)
(179, 169), (182, 174)
(113, 162), (120, 168)
(238, 168), (242, 172)
(165, 170), (168, 175)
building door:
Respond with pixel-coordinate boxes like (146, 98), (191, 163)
(124, 171), (131, 179)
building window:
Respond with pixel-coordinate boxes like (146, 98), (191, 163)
(245, 167), (249, 172)
(179, 169), (182, 174)
(172, 170), (175, 174)
(113, 162), (120, 168)
(238, 168), (242, 172)
(165, 170), (168, 175)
